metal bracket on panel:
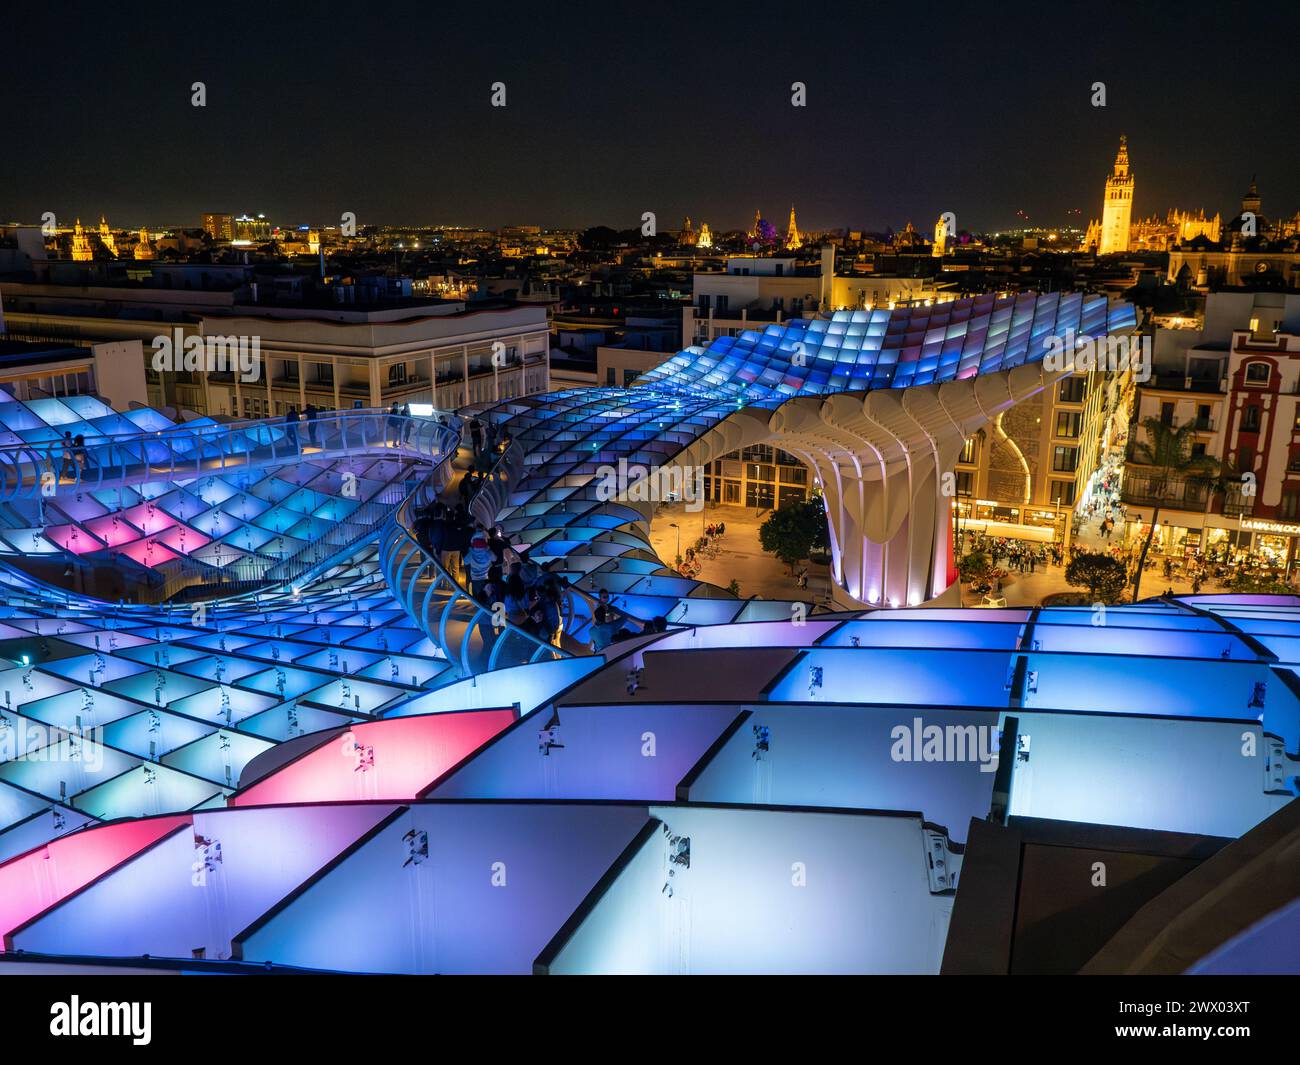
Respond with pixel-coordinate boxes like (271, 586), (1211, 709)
(661, 823), (690, 898)
(922, 828), (960, 893)
(1264, 734), (1296, 793)
(402, 828), (429, 867)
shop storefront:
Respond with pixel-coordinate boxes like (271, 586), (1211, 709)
(1239, 519), (1300, 571)
(954, 499), (1064, 541)
(1119, 514), (1289, 568)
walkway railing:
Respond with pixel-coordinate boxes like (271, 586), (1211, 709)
(466, 437), (646, 644)
(0, 408), (460, 501)
(0, 408), (462, 604)
(378, 467), (572, 680)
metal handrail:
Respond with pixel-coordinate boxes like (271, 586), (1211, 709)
(0, 408), (459, 501)
(464, 438), (649, 642)
(378, 462), (572, 679)
(0, 409), (462, 607)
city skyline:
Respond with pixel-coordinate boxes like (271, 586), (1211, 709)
(5, 0), (1299, 231)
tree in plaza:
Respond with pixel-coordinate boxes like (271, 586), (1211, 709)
(1065, 550), (1128, 604)
(957, 548), (991, 585)
(1128, 417), (1219, 602)
(759, 499), (827, 574)
(1230, 569), (1291, 595)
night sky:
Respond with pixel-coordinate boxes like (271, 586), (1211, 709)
(5, 0), (1299, 233)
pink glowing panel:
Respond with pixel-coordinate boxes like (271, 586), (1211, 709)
(123, 502), (177, 536)
(154, 523), (211, 555)
(0, 816), (189, 950)
(232, 709), (517, 806)
(43, 524), (107, 555)
(117, 538), (182, 569)
(83, 514), (144, 549)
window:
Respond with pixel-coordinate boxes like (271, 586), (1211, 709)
(281, 360), (299, 381)
(1055, 411), (1082, 438)
(315, 363), (334, 385)
(1058, 376), (1086, 403)
(1050, 480), (1076, 505)
(388, 364), (407, 386)
(959, 437), (977, 464)
(1160, 402), (1174, 426)
(956, 471), (974, 496)
(605, 367), (616, 386)
(1241, 406), (1262, 432)
(1246, 362), (1270, 383)
(1282, 491), (1300, 519)
(1196, 404), (1212, 430)
(1052, 445), (1078, 472)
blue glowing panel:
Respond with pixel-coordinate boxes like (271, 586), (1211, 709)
(1006, 713), (1291, 838)
(683, 704), (999, 842)
(544, 806), (953, 975)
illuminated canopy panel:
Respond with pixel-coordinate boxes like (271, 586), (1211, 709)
(474, 294), (1138, 620)
(0, 352), (1297, 974)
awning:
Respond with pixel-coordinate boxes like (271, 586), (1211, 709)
(959, 519), (1055, 543)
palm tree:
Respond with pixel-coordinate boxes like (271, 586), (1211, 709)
(1128, 416), (1219, 602)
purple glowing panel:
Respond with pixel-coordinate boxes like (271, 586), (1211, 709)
(235, 803), (652, 974)
(7, 804), (394, 960)
(429, 704), (743, 801)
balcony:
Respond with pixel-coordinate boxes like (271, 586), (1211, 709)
(1121, 468), (1254, 518)
(1143, 374), (1225, 394)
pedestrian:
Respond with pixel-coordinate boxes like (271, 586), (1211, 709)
(285, 406), (300, 449)
(590, 605), (617, 652)
(387, 402), (402, 447)
(305, 403), (318, 447)
(60, 431), (75, 478)
(466, 529), (493, 602)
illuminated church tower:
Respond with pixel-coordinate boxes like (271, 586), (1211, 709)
(749, 209), (762, 239)
(70, 219), (93, 261)
(98, 216), (117, 256)
(785, 205), (802, 249)
(932, 214), (948, 257)
(1098, 135), (1134, 255)
(697, 222), (713, 249)
(133, 227), (156, 260)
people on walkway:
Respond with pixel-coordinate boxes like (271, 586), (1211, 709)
(466, 528), (493, 601)
(285, 407), (300, 449)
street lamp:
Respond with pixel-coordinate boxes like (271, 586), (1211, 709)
(668, 522), (681, 561)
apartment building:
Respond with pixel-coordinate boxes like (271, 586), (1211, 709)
(1122, 291), (1300, 567)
